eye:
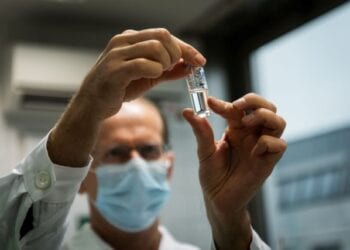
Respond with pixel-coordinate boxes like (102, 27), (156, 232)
(109, 147), (125, 156)
(139, 144), (162, 160)
(104, 146), (131, 163)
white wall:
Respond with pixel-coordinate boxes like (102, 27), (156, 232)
(0, 37), (29, 177)
(0, 84), (24, 177)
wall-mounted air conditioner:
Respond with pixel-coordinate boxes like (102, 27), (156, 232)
(3, 43), (186, 133)
(3, 43), (100, 132)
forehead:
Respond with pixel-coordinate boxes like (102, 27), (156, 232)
(97, 101), (164, 146)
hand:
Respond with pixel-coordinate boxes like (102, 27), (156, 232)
(48, 28), (206, 167)
(183, 93), (287, 249)
(79, 28), (206, 119)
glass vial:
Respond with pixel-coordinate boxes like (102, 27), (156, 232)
(185, 66), (210, 117)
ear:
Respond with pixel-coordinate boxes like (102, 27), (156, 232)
(165, 151), (175, 180)
(78, 167), (98, 200)
(78, 170), (95, 194)
(79, 161), (96, 194)
(78, 178), (87, 194)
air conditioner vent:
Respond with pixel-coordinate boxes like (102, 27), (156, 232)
(21, 94), (71, 111)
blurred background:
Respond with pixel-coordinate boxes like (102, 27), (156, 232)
(0, 0), (349, 249)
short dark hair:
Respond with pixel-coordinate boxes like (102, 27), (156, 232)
(159, 110), (170, 149)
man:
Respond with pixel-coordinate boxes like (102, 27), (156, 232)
(64, 94), (286, 250)
(64, 98), (197, 249)
(0, 28), (286, 250)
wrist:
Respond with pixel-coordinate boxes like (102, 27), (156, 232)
(205, 197), (252, 250)
(47, 93), (104, 167)
(73, 91), (110, 121)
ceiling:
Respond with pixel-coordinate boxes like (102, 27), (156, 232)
(0, 0), (347, 49)
(0, 0), (230, 37)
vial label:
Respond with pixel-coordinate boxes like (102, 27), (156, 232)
(185, 66), (210, 117)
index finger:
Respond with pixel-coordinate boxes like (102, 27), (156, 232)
(207, 94), (277, 127)
(208, 96), (243, 121)
(173, 36), (206, 66)
(233, 93), (277, 113)
(105, 28), (206, 67)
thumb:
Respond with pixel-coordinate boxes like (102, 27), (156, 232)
(182, 108), (216, 161)
(158, 59), (191, 81)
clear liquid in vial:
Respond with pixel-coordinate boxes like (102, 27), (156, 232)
(189, 88), (210, 117)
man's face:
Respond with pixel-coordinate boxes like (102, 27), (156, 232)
(80, 100), (173, 200)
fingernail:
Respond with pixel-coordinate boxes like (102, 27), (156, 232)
(207, 96), (221, 109)
(220, 132), (226, 140)
(255, 143), (266, 156)
(232, 98), (246, 110)
(184, 63), (192, 72)
(194, 54), (206, 65)
(207, 96), (217, 104)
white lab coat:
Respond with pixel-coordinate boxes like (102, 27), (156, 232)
(64, 223), (271, 250)
(0, 134), (270, 250)
(63, 224), (200, 250)
(0, 135), (90, 250)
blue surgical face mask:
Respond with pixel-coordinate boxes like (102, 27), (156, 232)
(92, 157), (171, 232)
